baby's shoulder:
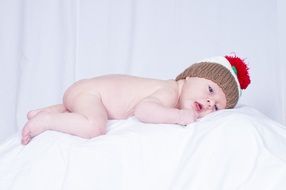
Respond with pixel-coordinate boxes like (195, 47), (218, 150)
(164, 79), (179, 92)
(149, 80), (179, 105)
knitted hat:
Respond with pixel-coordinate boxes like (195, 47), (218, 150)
(175, 55), (251, 109)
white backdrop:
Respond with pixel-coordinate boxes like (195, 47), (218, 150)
(0, 0), (285, 142)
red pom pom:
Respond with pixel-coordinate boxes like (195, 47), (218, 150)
(225, 55), (251, 90)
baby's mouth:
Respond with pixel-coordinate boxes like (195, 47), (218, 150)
(194, 101), (203, 112)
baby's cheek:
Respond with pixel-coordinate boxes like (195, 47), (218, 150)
(182, 100), (194, 109)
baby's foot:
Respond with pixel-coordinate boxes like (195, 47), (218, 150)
(21, 112), (49, 145)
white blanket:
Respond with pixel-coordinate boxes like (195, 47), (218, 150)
(1, 106), (286, 190)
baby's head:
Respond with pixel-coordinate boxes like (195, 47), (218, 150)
(176, 55), (251, 111)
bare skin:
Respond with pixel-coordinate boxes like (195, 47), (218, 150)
(21, 74), (226, 145)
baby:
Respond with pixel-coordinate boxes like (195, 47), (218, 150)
(21, 55), (250, 145)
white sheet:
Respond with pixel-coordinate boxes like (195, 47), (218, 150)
(1, 106), (286, 190)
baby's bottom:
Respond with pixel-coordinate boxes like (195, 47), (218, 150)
(21, 93), (108, 145)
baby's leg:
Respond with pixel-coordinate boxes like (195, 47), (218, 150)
(27, 104), (68, 120)
(21, 94), (108, 145)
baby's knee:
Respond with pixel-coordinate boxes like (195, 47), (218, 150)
(86, 127), (106, 139)
(85, 120), (107, 138)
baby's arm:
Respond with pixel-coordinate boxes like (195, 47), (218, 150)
(134, 89), (198, 125)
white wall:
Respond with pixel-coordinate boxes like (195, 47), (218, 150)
(0, 0), (284, 141)
(0, 0), (23, 141)
(278, 0), (286, 124)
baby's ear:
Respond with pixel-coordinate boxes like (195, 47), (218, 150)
(186, 76), (190, 80)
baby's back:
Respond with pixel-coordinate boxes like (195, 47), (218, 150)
(64, 75), (175, 119)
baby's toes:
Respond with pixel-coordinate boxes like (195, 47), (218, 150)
(21, 126), (31, 145)
(22, 135), (31, 145)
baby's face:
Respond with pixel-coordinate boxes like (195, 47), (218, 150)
(178, 77), (227, 118)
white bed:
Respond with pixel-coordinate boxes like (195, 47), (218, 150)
(0, 106), (286, 190)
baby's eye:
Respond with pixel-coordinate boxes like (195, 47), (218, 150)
(208, 86), (214, 93)
(214, 105), (218, 111)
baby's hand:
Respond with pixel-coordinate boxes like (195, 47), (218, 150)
(176, 109), (198, 126)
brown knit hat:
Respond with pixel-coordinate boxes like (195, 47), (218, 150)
(175, 56), (251, 109)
